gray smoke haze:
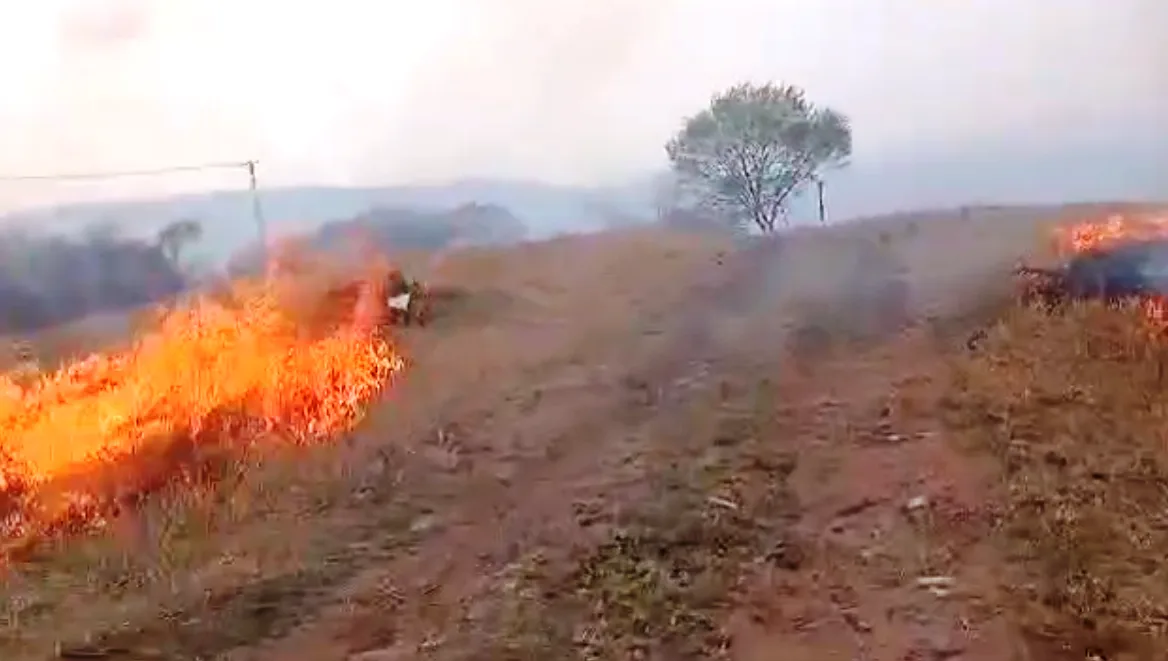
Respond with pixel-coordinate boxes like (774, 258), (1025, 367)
(0, 0), (1161, 212)
(0, 225), (186, 334)
(56, 0), (150, 51)
(369, 0), (673, 182)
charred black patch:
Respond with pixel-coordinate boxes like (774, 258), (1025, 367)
(1018, 238), (1168, 309)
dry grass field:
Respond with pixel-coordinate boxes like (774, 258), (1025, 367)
(1, 202), (1166, 660)
(948, 295), (1168, 659)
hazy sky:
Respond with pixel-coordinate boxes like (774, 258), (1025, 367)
(0, 0), (1162, 209)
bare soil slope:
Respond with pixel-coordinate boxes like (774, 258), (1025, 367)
(3, 206), (1150, 660)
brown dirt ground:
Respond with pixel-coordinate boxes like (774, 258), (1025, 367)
(2, 204), (1164, 661)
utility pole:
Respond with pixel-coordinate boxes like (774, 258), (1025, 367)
(816, 176), (826, 224)
(245, 160), (269, 276)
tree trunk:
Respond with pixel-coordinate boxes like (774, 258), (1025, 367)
(754, 212), (776, 234)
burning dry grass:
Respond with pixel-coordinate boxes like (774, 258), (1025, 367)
(0, 228), (733, 659)
(0, 272), (404, 561)
(947, 296), (1168, 658)
(1057, 213), (1168, 254)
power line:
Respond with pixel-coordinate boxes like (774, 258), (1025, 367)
(0, 160), (253, 183)
(0, 158), (271, 276)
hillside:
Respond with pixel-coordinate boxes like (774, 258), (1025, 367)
(10, 204), (1166, 660)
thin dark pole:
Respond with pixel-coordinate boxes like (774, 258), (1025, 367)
(816, 178), (826, 224)
(246, 160), (269, 276)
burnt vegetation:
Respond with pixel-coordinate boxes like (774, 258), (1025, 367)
(1016, 238), (1168, 309)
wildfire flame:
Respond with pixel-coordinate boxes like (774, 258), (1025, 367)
(1054, 213), (1168, 327)
(1055, 213), (1168, 255)
(0, 271), (403, 557)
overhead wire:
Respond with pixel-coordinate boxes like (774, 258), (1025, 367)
(0, 160), (255, 182)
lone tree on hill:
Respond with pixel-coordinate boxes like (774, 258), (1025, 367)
(666, 82), (852, 233)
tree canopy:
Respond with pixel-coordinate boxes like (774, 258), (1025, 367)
(666, 82), (852, 233)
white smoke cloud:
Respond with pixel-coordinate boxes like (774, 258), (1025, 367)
(0, 0), (1160, 209)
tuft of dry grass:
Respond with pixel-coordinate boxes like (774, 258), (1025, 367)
(945, 297), (1168, 660)
(0, 439), (423, 659)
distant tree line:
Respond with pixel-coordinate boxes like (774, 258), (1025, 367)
(0, 220), (198, 334)
(228, 203), (528, 276)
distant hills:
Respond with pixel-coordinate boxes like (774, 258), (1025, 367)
(0, 179), (658, 266)
(1, 132), (1163, 266)
(226, 202), (529, 275)
(815, 134), (1167, 221)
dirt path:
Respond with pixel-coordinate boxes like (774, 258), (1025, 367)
(231, 234), (1022, 660)
(224, 240), (791, 661)
(728, 331), (1017, 661)
(717, 233), (1024, 661)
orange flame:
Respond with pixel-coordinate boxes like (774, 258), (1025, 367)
(1054, 213), (1168, 256)
(1054, 213), (1168, 332)
(0, 272), (403, 555)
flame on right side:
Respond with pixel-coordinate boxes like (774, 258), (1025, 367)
(1053, 213), (1168, 327)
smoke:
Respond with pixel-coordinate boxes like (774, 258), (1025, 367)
(0, 224), (186, 335)
(56, 0), (151, 53)
(366, 0), (675, 183)
(1, 0), (1160, 215)
(732, 207), (1075, 361)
